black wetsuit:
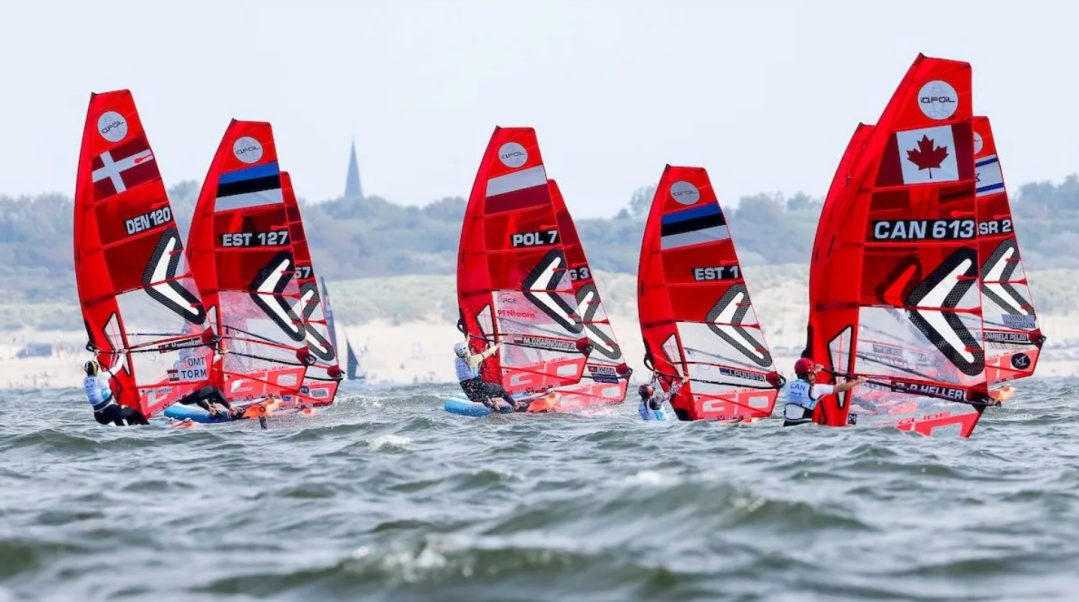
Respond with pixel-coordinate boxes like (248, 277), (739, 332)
(94, 404), (149, 426)
(460, 378), (516, 408)
(178, 386), (231, 414)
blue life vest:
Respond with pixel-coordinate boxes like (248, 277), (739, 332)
(454, 356), (478, 382)
(638, 398), (667, 421)
(83, 374), (114, 412)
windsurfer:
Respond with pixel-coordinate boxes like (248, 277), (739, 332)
(638, 372), (689, 421)
(174, 351), (241, 419)
(454, 341), (523, 412)
(82, 358), (149, 426)
(783, 358), (864, 427)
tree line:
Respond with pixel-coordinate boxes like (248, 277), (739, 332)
(1, 175), (1077, 304)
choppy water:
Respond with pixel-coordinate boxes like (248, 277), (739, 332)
(1, 378), (1077, 602)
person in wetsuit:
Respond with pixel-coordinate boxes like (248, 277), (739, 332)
(638, 372), (689, 421)
(454, 341), (525, 413)
(82, 358), (149, 426)
(783, 357), (864, 427)
(173, 351), (243, 419)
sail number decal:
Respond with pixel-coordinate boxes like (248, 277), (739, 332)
(221, 231), (291, 248)
(567, 266), (591, 281)
(872, 219), (975, 241)
(978, 219), (1013, 236)
(126, 207), (173, 235)
(511, 229), (559, 248)
(693, 265), (741, 281)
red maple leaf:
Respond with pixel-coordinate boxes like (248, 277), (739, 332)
(905, 135), (950, 178)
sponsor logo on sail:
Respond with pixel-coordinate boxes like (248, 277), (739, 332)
(984, 331), (1030, 344)
(233, 136), (264, 164)
(669, 181), (700, 205)
(1001, 314), (1036, 330)
(98, 111), (129, 142)
(497, 308), (537, 320)
(498, 142), (528, 169)
(917, 80), (959, 120)
(1011, 352), (1031, 370)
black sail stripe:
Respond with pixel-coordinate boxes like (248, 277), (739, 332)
(218, 175), (282, 198)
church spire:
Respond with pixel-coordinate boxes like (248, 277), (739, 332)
(344, 138), (363, 199)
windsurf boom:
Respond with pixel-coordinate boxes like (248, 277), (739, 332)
(186, 121), (310, 404)
(972, 117), (1044, 385)
(807, 55), (991, 438)
(456, 127), (594, 400)
(638, 166), (783, 421)
(74, 90), (214, 416)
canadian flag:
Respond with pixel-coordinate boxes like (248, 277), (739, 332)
(92, 134), (160, 200)
(876, 123), (974, 187)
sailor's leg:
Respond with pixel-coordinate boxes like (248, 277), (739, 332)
(118, 406), (149, 426)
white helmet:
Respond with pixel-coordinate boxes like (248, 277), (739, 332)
(453, 342), (468, 357)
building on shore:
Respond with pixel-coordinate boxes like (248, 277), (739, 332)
(345, 139), (363, 199)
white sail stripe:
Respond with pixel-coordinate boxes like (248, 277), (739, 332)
(148, 236), (201, 318)
(257, 257), (302, 336)
(983, 247), (1027, 315)
(578, 290), (616, 357)
(486, 165), (547, 197)
(713, 292), (766, 361)
(914, 259), (975, 362)
(214, 189), (284, 212)
(524, 255), (575, 327)
(660, 226), (730, 250)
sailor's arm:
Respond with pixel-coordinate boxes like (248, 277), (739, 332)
(831, 376), (866, 394)
(466, 343), (502, 370)
(101, 354), (126, 378)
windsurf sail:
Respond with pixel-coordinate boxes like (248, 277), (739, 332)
(321, 277), (363, 380)
(807, 54), (990, 438)
(279, 172), (341, 406)
(456, 127), (594, 398)
(545, 179), (630, 410)
(638, 166), (784, 421)
(972, 116), (1044, 385)
(74, 90), (214, 416)
(185, 120), (310, 404)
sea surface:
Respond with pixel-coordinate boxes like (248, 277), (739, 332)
(1, 378), (1077, 602)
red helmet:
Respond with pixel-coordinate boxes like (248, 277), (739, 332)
(638, 383), (655, 399)
(794, 358), (816, 376)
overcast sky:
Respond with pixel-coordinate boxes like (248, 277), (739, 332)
(1, 0), (1075, 217)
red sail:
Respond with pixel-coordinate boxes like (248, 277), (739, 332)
(972, 117), (1044, 385)
(281, 172), (341, 406)
(74, 90), (213, 416)
(457, 127), (590, 397)
(807, 55), (990, 438)
(809, 123), (875, 426)
(186, 121), (309, 403)
(638, 166), (783, 421)
(546, 180), (630, 409)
